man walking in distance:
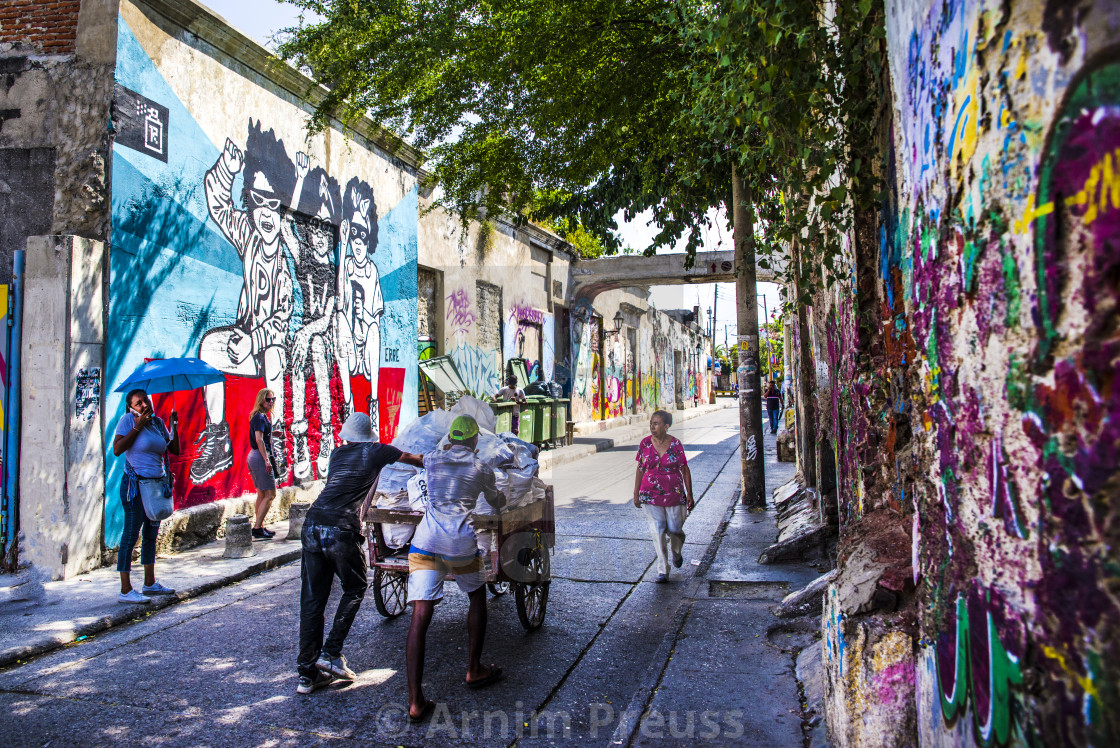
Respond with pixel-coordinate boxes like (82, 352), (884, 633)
(765, 380), (783, 435)
(297, 412), (423, 694)
(406, 415), (506, 722)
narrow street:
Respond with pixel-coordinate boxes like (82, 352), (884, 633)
(1, 408), (818, 747)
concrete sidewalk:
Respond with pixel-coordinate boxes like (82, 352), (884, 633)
(0, 523), (299, 669)
(610, 430), (833, 747)
(0, 400), (731, 672)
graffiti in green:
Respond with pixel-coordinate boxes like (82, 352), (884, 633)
(936, 593), (1024, 746)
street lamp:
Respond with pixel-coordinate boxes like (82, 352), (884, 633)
(606, 310), (624, 338)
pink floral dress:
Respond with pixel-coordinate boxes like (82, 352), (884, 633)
(635, 436), (688, 506)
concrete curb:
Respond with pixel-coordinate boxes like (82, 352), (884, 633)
(608, 481), (742, 747)
(609, 600), (693, 746)
(0, 547), (300, 669)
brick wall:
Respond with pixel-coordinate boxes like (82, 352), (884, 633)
(0, 0), (81, 54)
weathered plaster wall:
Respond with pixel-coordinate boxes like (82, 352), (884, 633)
(19, 235), (105, 580)
(104, 0), (419, 548)
(417, 205), (561, 397)
(817, 0), (1120, 744)
(0, 0), (120, 283)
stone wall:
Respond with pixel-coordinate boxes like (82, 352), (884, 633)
(812, 0), (1120, 744)
(0, 0), (119, 283)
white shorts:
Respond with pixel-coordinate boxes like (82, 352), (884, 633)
(407, 551), (486, 603)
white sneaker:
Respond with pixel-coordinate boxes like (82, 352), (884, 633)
(141, 582), (176, 595)
(118, 590), (151, 604)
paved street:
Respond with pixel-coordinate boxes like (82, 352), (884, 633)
(2, 408), (812, 747)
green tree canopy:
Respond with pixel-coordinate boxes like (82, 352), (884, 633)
(277, 0), (884, 286)
(279, 0), (727, 257)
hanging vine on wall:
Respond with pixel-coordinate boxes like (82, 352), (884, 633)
(670, 0), (887, 301)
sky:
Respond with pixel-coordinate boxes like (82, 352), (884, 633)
(198, 0), (784, 347)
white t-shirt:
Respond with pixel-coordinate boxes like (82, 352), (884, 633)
(496, 386), (526, 416)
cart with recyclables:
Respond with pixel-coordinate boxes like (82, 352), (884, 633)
(362, 486), (555, 631)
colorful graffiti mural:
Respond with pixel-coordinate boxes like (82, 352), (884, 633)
(503, 300), (554, 383)
(810, 0), (1120, 744)
(105, 14), (418, 545)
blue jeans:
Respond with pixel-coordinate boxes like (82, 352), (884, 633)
(768, 409), (780, 433)
(117, 490), (160, 573)
(298, 521), (367, 676)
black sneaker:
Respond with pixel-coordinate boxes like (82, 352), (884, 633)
(297, 670), (334, 694)
(251, 528), (274, 540)
(190, 421), (233, 484)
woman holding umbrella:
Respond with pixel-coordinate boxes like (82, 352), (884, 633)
(112, 389), (180, 604)
(112, 356), (226, 602)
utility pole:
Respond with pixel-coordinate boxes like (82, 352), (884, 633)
(791, 238), (817, 487)
(710, 290), (719, 404)
(757, 294), (769, 381)
(731, 163), (766, 507)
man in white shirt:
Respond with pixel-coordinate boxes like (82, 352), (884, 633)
(494, 374), (528, 435)
(404, 415), (506, 722)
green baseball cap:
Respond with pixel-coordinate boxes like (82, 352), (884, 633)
(449, 414), (479, 441)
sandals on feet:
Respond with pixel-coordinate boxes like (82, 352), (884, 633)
(465, 664), (504, 689)
(408, 699), (436, 723)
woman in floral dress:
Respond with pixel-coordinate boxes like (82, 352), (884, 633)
(632, 410), (695, 582)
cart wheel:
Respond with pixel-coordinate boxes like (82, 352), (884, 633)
(514, 548), (550, 631)
(488, 582), (510, 596)
(372, 568), (408, 618)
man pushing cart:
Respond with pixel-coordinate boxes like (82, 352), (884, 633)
(364, 411), (555, 722)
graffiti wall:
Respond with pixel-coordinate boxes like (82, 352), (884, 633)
(104, 1), (418, 546)
(566, 293), (709, 423)
(503, 299), (554, 383)
(817, 0), (1120, 744)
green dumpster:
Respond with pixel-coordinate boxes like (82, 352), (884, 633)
(518, 402), (536, 441)
(508, 357), (531, 389)
(551, 398), (569, 444)
(528, 395), (551, 443)
(490, 400), (516, 434)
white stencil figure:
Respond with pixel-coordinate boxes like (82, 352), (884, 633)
(193, 121), (297, 484)
(337, 178), (382, 434)
(284, 155), (344, 481)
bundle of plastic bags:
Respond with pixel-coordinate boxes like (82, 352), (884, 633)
(374, 410), (456, 549)
(377, 410), (455, 495)
(449, 395), (496, 434)
(372, 405), (544, 547)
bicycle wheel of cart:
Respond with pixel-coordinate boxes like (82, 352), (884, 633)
(488, 582), (510, 596)
(515, 548), (550, 631)
(372, 568), (408, 618)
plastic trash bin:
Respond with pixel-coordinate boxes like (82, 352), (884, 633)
(527, 396), (551, 443)
(490, 400), (516, 434)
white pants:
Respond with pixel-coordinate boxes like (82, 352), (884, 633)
(645, 504), (687, 575)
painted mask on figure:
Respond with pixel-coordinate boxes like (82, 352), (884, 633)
(309, 205), (334, 264)
(349, 204), (370, 265)
(248, 172), (282, 245)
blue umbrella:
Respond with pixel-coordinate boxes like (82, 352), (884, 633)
(114, 357), (225, 395)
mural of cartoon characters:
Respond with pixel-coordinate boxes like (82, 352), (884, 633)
(192, 121), (297, 485)
(283, 156), (345, 481)
(337, 178), (382, 430)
